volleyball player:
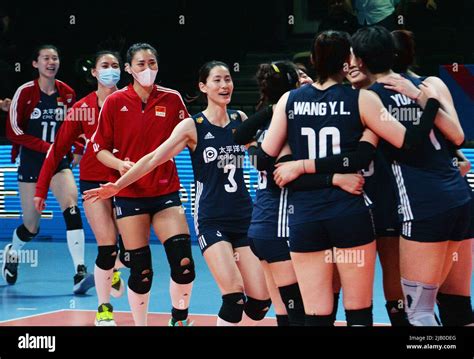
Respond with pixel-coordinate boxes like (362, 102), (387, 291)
(34, 50), (125, 326)
(89, 43), (195, 326)
(3, 45), (94, 294)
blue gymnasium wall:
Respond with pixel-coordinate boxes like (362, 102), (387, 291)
(0, 145), (473, 243)
(0, 145), (259, 242)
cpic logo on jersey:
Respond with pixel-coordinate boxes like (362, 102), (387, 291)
(203, 147), (218, 163)
(30, 108), (41, 119)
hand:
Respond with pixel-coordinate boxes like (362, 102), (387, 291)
(82, 182), (120, 202)
(72, 154), (82, 168)
(458, 160), (471, 177)
(378, 74), (421, 99)
(332, 173), (365, 195)
(419, 81), (439, 101)
(33, 197), (46, 213)
(117, 160), (135, 176)
(273, 160), (304, 187)
(0, 98), (11, 112)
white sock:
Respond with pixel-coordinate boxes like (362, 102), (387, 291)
(11, 228), (28, 252)
(239, 312), (260, 326)
(128, 287), (150, 326)
(66, 229), (85, 270)
(170, 279), (193, 312)
(217, 317), (240, 326)
(95, 265), (113, 305)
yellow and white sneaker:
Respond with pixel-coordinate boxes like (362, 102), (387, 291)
(95, 303), (117, 326)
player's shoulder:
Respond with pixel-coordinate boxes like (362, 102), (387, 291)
(14, 81), (35, 97)
(156, 85), (185, 101)
(73, 92), (96, 109)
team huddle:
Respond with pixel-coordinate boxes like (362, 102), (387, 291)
(2, 25), (473, 327)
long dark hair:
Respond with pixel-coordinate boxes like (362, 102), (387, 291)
(255, 61), (299, 110)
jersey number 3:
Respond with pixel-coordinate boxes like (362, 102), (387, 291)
(224, 164), (238, 193)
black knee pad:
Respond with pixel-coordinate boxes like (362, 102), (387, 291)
(95, 245), (118, 270)
(305, 314), (334, 326)
(244, 296), (272, 321)
(16, 224), (38, 242)
(63, 206), (83, 230)
(219, 292), (246, 323)
(345, 306), (373, 326)
(278, 283), (305, 326)
(163, 234), (195, 284)
(127, 246), (153, 294)
(437, 292), (473, 326)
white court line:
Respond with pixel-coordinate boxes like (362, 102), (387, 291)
(16, 308), (37, 311)
(0, 309), (66, 323)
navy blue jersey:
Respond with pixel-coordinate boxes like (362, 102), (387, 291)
(248, 122), (290, 240)
(20, 91), (64, 164)
(191, 110), (252, 236)
(285, 83), (370, 224)
(369, 74), (470, 221)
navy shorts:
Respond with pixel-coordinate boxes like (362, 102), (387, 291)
(197, 230), (249, 254)
(249, 237), (291, 263)
(18, 155), (70, 183)
(79, 180), (107, 195)
(372, 204), (400, 238)
(289, 210), (376, 252)
(463, 195), (474, 239)
(401, 202), (470, 242)
(113, 191), (182, 219)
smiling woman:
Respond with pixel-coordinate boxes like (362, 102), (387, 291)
(3, 44), (96, 296)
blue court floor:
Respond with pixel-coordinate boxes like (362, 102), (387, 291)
(0, 239), (472, 325)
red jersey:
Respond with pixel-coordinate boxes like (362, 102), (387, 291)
(35, 91), (115, 200)
(6, 79), (80, 163)
(91, 84), (190, 198)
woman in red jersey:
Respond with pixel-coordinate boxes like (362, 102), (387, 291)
(2, 45), (94, 295)
(91, 43), (195, 326)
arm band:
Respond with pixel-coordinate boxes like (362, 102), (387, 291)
(402, 98), (440, 150)
(248, 145), (276, 171)
(315, 141), (376, 174)
(233, 106), (273, 144)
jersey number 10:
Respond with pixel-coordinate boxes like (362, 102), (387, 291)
(301, 126), (341, 159)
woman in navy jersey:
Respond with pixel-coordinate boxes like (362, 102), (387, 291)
(85, 61), (272, 326)
(33, 50), (125, 326)
(233, 61), (363, 325)
(90, 43), (195, 326)
(387, 29), (473, 326)
(3, 45), (94, 295)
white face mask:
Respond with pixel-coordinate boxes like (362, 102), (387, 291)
(131, 67), (158, 87)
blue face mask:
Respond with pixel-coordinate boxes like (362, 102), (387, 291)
(97, 68), (120, 88)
